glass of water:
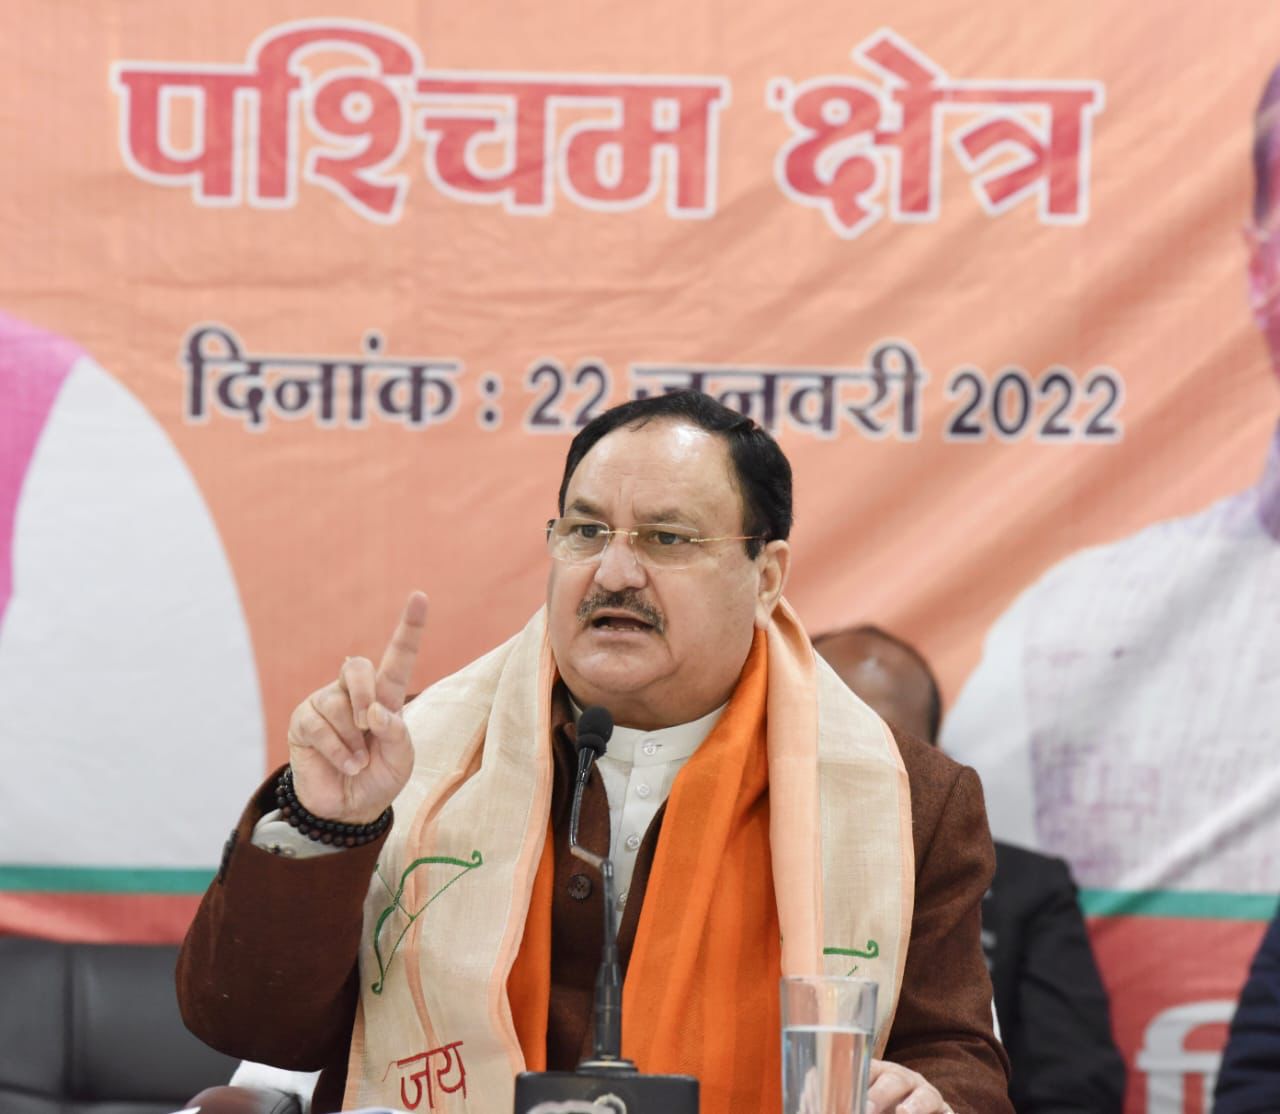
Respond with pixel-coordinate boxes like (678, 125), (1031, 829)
(780, 975), (877, 1114)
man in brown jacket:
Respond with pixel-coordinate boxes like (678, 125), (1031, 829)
(179, 390), (1013, 1114)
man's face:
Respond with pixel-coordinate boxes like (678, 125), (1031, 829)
(546, 419), (789, 730)
(1248, 108), (1280, 380)
(815, 633), (936, 744)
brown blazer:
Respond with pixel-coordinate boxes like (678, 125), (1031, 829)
(178, 711), (1012, 1114)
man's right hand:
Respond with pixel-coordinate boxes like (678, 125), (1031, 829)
(285, 591), (429, 824)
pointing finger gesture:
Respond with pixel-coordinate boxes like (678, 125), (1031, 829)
(287, 591), (429, 825)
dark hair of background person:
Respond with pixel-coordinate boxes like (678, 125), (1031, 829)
(558, 390), (793, 559)
(1253, 63), (1280, 223)
(814, 623), (943, 743)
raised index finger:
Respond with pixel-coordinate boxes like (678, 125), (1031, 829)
(376, 590), (429, 711)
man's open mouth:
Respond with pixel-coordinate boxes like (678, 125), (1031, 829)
(577, 590), (665, 633)
(590, 612), (655, 632)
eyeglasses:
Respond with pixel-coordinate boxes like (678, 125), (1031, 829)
(545, 516), (763, 570)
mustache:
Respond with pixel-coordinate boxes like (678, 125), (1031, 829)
(577, 589), (666, 634)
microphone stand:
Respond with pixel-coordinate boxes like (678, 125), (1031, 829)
(568, 787), (626, 1070)
(512, 713), (699, 1113)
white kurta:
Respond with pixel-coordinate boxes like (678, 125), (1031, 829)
(944, 426), (1280, 896)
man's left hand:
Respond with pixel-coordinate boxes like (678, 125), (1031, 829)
(866, 1059), (954, 1113)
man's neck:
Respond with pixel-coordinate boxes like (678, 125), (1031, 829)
(567, 692), (727, 738)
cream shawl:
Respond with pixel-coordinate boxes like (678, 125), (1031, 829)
(343, 600), (913, 1112)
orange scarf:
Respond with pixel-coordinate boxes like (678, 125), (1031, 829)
(508, 631), (778, 1114)
(346, 603), (910, 1114)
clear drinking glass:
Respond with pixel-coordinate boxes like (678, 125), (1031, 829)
(780, 975), (877, 1114)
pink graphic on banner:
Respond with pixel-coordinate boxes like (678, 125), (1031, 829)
(0, 311), (79, 628)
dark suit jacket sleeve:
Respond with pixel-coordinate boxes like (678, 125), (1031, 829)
(1214, 905), (1280, 1114)
(176, 768), (387, 1073)
(887, 736), (1015, 1114)
(991, 844), (1125, 1114)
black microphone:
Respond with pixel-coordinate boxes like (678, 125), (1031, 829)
(570, 704), (614, 859)
(513, 704), (699, 1113)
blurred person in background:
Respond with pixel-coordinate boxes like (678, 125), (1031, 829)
(1214, 902), (1280, 1113)
(815, 623), (1125, 1114)
(941, 65), (1280, 933)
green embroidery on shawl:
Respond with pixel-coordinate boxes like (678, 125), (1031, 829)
(823, 939), (880, 976)
(370, 850), (484, 994)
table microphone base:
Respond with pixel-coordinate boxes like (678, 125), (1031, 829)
(514, 1059), (698, 1113)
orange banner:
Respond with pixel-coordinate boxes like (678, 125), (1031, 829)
(3, 5), (1280, 1110)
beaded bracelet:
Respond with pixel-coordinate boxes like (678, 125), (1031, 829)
(275, 766), (393, 848)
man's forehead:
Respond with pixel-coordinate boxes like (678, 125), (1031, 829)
(562, 419), (742, 521)
(819, 631), (927, 689)
(566, 493), (689, 522)
(569, 420), (732, 481)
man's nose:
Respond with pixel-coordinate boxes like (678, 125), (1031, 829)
(593, 532), (648, 590)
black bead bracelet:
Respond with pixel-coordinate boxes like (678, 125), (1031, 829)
(275, 766), (392, 848)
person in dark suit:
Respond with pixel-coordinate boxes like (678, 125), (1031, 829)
(814, 624), (1126, 1114)
(1214, 902), (1280, 1113)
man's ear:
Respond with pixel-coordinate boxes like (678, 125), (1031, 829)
(754, 540), (791, 629)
